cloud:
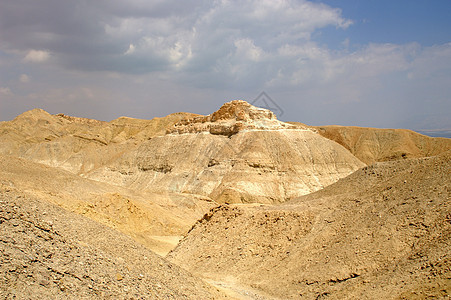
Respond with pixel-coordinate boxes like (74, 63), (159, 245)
(23, 50), (50, 63)
(124, 44), (135, 55)
(1, 0), (351, 76)
(0, 0), (449, 130)
(0, 87), (12, 95)
(20, 74), (30, 83)
(233, 38), (265, 62)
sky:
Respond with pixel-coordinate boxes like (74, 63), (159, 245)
(0, 0), (450, 131)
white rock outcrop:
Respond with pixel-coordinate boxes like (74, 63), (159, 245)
(88, 100), (365, 203)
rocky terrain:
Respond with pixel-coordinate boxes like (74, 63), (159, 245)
(312, 125), (451, 164)
(66, 100), (366, 204)
(168, 151), (450, 299)
(0, 100), (450, 299)
(0, 155), (215, 256)
(0, 184), (225, 299)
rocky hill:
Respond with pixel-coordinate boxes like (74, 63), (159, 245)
(0, 108), (199, 174)
(168, 152), (450, 299)
(1, 101), (450, 299)
(0, 183), (225, 299)
(86, 100), (365, 204)
(311, 125), (451, 164)
(0, 102), (366, 204)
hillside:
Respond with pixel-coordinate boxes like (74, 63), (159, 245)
(168, 152), (450, 299)
(86, 101), (365, 204)
(0, 108), (199, 175)
(0, 184), (225, 299)
(0, 155), (215, 256)
(310, 125), (451, 164)
(0, 104), (365, 204)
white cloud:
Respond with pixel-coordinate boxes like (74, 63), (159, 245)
(407, 42), (451, 80)
(124, 44), (136, 55)
(99, 0), (352, 76)
(23, 50), (50, 63)
(0, 87), (13, 95)
(234, 38), (264, 62)
(20, 74), (30, 83)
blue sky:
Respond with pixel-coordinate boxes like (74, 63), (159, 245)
(315, 1), (451, 47)
(0, 0), (450, 132)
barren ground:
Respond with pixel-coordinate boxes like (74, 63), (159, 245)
(1, 106), (450, 299)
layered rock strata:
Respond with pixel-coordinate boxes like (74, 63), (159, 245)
(167, 100), (300, 136)
(88, 100), (365, 203)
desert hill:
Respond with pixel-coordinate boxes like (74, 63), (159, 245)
(310, 125), (451, 164)
(0, 183), (225, 299)
(0, 103), (365, 204)
(1, 101), (450, 299)
(168, 151), (450, 299)
(0, 155), (216, 256)
(0, 108), (199, 174)
(86, 100), (365, 204)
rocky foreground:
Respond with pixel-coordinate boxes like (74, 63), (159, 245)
(0, 101), (450, 299)
(0, 185), (224, 299)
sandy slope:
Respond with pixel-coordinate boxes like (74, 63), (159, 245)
(168, 152), (450, 299)
(312, 125), (451, 164)
(0, 108), (198, 175)
(0, 155), (215, 255)
(0, 185), (226, 299)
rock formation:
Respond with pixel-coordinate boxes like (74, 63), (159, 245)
(87, 100), (365, 203)
(167, 100), (298, 136)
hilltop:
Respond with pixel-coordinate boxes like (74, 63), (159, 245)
(85, 100), (364, 203)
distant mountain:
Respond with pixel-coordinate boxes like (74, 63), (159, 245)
(304, 125), (451, 164)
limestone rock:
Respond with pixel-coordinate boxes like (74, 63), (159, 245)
(88, 101), (365, 203)
(166, 100), (299, 136)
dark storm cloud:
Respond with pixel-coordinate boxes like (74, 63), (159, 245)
(0, 1), (104, 48)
